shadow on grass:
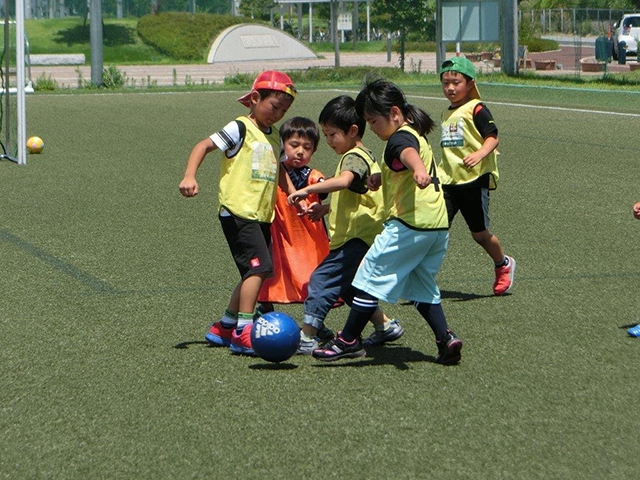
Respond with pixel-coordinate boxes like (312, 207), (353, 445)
(399, 290), (495, 305)
(310, 345), (459, 371)
(620, 323), (638, 329)
(173, 340), (211, 349)
(53, 24), (137, 47)
(249, 362), (298, 370)
(441, 290), (495, 301)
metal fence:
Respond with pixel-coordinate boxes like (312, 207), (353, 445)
(519, 8), (628, 36)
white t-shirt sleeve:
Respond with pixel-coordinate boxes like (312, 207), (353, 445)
(210, 120), (242, 152)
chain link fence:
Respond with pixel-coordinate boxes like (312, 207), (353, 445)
(519, 8), (627, 36)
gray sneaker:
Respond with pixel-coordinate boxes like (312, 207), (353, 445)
(363, 320), (404, 347)
(297, 337), (319, 355)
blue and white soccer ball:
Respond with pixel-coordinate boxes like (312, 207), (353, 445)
(250, 312), (300, 363)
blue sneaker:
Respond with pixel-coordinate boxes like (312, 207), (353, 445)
(628, 324), (640, 337)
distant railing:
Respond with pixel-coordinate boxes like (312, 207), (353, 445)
(519, 8), (628, 36)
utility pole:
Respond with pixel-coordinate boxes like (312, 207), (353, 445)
(331, 0), (340, 67)
(501, 0), (518, 75)
(90, 0), (103, 86)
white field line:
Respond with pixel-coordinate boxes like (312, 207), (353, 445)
(312, 88), (640, 118)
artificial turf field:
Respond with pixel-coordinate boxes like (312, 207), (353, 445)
(1, 83), (639, 479)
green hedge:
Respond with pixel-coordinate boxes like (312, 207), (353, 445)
(522, 37), (559, 53)
(137, 13), (247, 61)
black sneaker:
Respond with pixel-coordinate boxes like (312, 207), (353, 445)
(253, 303), (274, 320)
(316, 324), (335, 344)
(312, 333), (366, 362)
(436, 330), (463, 365)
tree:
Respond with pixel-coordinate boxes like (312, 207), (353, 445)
(372, 0), (432, 71)
(239, 0), (276, 20)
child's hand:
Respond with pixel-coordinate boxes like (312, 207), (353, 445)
(633, 201), (640, 220)
(414, 172), (431, 189)
(462, 151), (484, 168)
(306, 202), (328, 221)
(292, 200), (307, 216)
(367, 173), (382, 191)
(288, 189), (309, 205)
(179, 177), (199, 197)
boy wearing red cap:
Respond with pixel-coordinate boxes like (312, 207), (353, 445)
(439, 57), (515, 296)
(179, 70), (297, 355)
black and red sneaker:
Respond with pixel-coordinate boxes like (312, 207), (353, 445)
(436, 331), (463, 365)
(312, 333), (365, 362)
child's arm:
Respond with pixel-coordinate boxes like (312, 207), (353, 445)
(462, 134), (499, 168)
(633, 201), (640, 220)
(400, 147), (431, 189)
(287, 171), (356, 204)
(278, 166), (297, 195)
(278, 167), (307, 214)
(179, 138), (217, 197)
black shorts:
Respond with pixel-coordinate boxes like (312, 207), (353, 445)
(444, 186), (491, 233)
(219, 214), (273, 279)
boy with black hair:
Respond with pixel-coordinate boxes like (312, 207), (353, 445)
(179, 70), (297, 356)
(439, 57), (515, 296)
(257, 116), (332, 314)
(288, 95), (403, 354)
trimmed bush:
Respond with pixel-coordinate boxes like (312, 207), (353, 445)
(523, 37), (559, 53)
(137, 13), (247, 61)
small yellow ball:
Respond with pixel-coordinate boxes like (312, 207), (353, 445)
(26, 136), (44, 154)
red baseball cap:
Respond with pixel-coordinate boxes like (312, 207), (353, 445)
(237, 70), (297, 107)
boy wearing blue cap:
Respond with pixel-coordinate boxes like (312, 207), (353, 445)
(439, 57), (515, 296)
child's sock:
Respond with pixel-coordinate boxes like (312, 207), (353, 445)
(300, 332), (315, 343)
(236, 312), (254, 332)
(374, 321), (393, 332)
(342, 291), (378, 342)
(415, 302), (448, 342)
(494, 257), (508, 268)
(220, 309), (238, 329)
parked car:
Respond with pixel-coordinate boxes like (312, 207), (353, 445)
(612, 13), (640, 60)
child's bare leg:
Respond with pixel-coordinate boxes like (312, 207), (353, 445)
(302, 324), (318, 338)
(237, 273), (268, 314)
(226, 281), (242, 314)
(471, 230), (505, 264)
(370, 308), (390, 327)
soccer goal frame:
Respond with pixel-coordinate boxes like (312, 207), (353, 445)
(1, 0), (27, 165)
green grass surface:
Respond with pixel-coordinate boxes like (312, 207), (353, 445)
(1, 85), (639, 479)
